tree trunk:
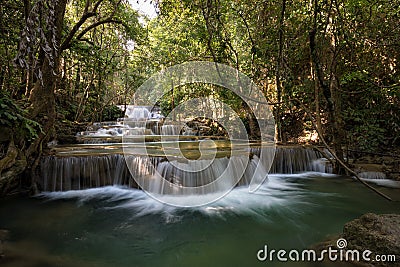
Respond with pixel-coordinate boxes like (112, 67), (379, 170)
(26, 0), (68, 187)
(327, 10), (345, 173)
(28, 0), (67, 137)
(329, 73), (346, 173)
(309, 0), (345, 173)
(274, 0), (286, 143)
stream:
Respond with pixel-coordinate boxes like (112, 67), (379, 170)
(1, 106), (399, 267)
(1, 172), (399, 267)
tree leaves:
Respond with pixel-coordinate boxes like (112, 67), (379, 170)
(0, 93), (42, 142)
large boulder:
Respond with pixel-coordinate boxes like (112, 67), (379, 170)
(311, 213), (400, 267)
(343, 213), (400, 266)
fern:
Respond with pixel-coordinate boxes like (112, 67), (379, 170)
(0, 92), (42, 142)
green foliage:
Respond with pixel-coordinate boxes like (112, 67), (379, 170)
(0, 92), (42, 142)
(342, 85), (400, 151)
(117, 3), (145, 42)
(1, 0), (399, 153)
(55, 0), (145, 123)
(133, 0), (400, 150)
(0, 0), (25, 98)
(102, 105), (123, 121)
(343, 108), (386, 150)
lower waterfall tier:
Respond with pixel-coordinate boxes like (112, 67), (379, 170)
(39, 146), (331, 192)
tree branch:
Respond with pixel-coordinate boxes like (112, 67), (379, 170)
(290, 98), (393, 201)
(60, 0), (107, 51)
(78, 37), (95, 46)
(76, 18), (123, 40)
(61, 11), (96, 51)
(230, 91), (395, 201)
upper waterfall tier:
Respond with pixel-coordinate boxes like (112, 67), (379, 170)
(76, 106), (200, 142)
(124, 106), (164, 120)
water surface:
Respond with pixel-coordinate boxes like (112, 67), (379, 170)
(1, 173), (399, 267)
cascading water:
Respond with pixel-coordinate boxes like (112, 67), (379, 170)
(76, 106), (194, 144)
(40, 155), (152, 191)
(160, 124), (182, 135)
(38, 105), (337, 194)
(125, 106), (152, 120)
(39, 146), (331, 192)
(251, 146), (333, 174)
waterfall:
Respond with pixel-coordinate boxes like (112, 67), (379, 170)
(40, 154), (252, 193)
(358, 171), (386, 179)
(126, 107), (151, 120)
(40, 155), (164, 191)
(75, 106), (195, 142)
(160, 125), (181, 135)
(39, 146), (331, 192)
(124, 128), (152, 136)
(41, 155), (130, 191)
(251, 146), (333, 174)
(144, 156), (246, 195)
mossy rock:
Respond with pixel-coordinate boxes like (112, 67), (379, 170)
(343, 213), (400, 266)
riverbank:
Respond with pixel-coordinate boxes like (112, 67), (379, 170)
(351, 154), (400, 181)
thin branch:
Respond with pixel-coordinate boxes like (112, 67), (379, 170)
(200, 3), (219, 64)
(77, 37), (95, 46)
(231, 90), (394, 201)
(291, 98), (393, 201)
(312, 146), (336, 166)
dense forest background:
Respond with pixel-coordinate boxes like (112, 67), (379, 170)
(0, 0), (399, 194)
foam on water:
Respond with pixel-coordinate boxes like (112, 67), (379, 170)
(38, 173), (335, 221)
(358, 178), (400, 188)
